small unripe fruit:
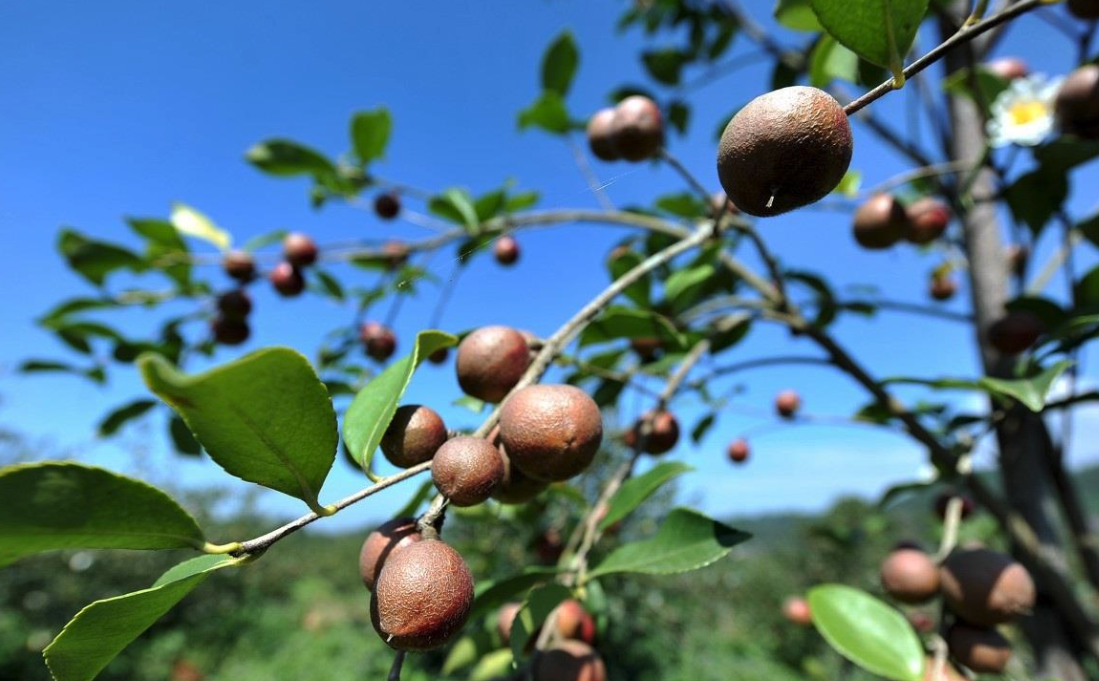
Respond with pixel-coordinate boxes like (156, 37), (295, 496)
(940, 547), (1036, 626)
(494, 235), (520, 266)
(383, 240), (410, 270)
(556, 599), (596, 644)
(493, 446), (550, 504)
(853, 194), (908, 250)
(775, 390), (801, 419)
(283, 232), (319, 267)
(456, 326), (531, 403)
(1055, 65), (1099, 139)
(269, 262), (305, 297)
(880, 548), (941, 604)
(222, 250), (256, 282)
(371, 539), (474, 651)
(986, 57), (1028, 80)
(717, 86), (853, 217)
(359, 517), (422, 591)
(905, 197), (951, 245)
(380, 405), (448, 469)
(930, 275), (957, 302)
(727, 438), (750, 464)
(427, 347), (449, 365)
(497, 602), (522, 644)
(946, 623), (1012, 673)
(987, 311), (1044, 355)
(1068, 0), (1099, 20)
(431, 436), (505, 506)
(782, 596), (812, 626)
(612, 95), (664, 162)
(587, 108), (620, 162)
(216, 290), (252, 320)
(623, 410), (679, 455)
(360, 321), (397, 361)
(499, 384), (604, 482)
(211, 317), (250, 346)
(629, 337), (662, 362)
(375, 192), (401, 220)
(533, 640), (607, 681)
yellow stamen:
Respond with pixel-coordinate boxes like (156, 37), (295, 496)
(1008, 101), (1048, 126)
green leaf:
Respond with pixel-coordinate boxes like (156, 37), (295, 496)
(607, 248), (651, 308)
(667, 100), (690, 135)
(57, 230), (147, 287)
(541, 31), (579, 96)
(350, 108), (392, 164)
(655, 192), (708, 219)
(127, 218), (191, 287)
(690, 413), (716, 443)
(1004, 169), (1068, 237)
(833, 170), (862, 197)
(511, 584), (572, 661)
(808, 0), (927, 70)
(97, 399), (158, 437)
(808, 584), (924, 681)
(600, 462), (692, 531)
(578, 306), (685, 349)
(343, 330), (458, 471)
(809, 35), (859, 87)
(429, 188), (480, 229)
(474, 189), (508, 222)
(642, 48), (689, 86)
(979, 360), (1073, 412)
(44, 555), (238, 681)
(0, 462), (205, 567)
(518, 92), (571, 135)
(245, 139), (337, 178)
(505, 191), (541, 213)
(139, 348), (338, 511)
(587, 508), (750, 578)
(665, 264), (715, 314)
(169, 203), (232, 251)
(470, 567), (561, 621)
(169, 414), (202, 456)
(312, 268), (345, 301)
(776, 0), (823, 31)
(469, 649), (514, 681)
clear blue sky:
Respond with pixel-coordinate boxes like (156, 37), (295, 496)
(1, 1), (1096, 532)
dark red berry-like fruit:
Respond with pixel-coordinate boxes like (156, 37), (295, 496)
(216, 290), (252, 320)
(380, 405), (448, 469)
(283, 232), (319, 267)
(360, 321), (397, 362)
(358, 517), (422, 591)
(431, 436), (505, 507)
(375, 192), (401, 220)
(905, 197), (951, 245)
(222, 250), (256, 282)
(587, 108), (620, 162)
(494, 235), (520, 266)
(533, 640), (607, 681)
(727, 438), (750, 464)
(987, 311), (1044, 355)
(269, 262), (305, 297)
(775, 390), (801, 419)
(456, 326), (531, 403)
(623, 410), (679, 455)
(853, 194), (908, 250)
(211, 317), (250, 346)
(940, 547), (1036, 626)
(612, 95), (664, 162)
(499, 384), (604, 482)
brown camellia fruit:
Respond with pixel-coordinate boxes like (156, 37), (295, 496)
(587, 108), (620, 162)
(494, 235), (520, 266)
(905, 197), (951, 245)
(921, 656), (967, 681)
(533, 640), (607, 681)
(492, 445), (550, 504)
(612, 95), (664, 162)
(358, 517), (422, 591)
(283, 232), (319, 267)
(360, 321), (398, 361)
(427, 347), (449, 365)
(211, 317), (250, 346)
(497, 602), (522, 644)
(217, 290), (252, 320)
(727, 438), (750, 464)
(375, 192), (401, 220)
(556, 599), (597, 644)
(1055, 65), (1099, 139)
(380, 405), (448, 469)
(986, 57), (1028, 80)
(269, 262), (305, 297)
(940, 547), (1036, 626)
(456, 325), (531, 403)
(987, 310), (1044, 355)
(499, 384), (604, 482)
(371, 539), (474, 651)
(880, 548), (941, 604)
(930, 275), (958, 302)
(782, 596), (812, 626)
(946, 623), (1012, 674)
(1068, 0), (1099, 20)
(222, 250), (256, 282)
(629, 337), (662, 362)
(775, 390), (801, 419)
(717, 86), (852, 217)
(853, 193), (908, 250)
(431, 436), (505, 507)
(623, 410), (679, 455)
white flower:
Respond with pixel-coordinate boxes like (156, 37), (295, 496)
(986, 74), (1062, 148)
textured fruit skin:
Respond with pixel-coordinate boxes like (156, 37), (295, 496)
(905, 198), (951, 245)
(946, 623), (1012, 673)
(533, 640), (607, 681)
(587, 108), (620, 162)
(623, 410), (679, 455)
(987, 57), (1028, 80)
(283, 232), (319, 267)
(1068, 0), (1099, 20)
(380, 405), (448, 469)
(269, 262), (305, 297)
(775, 390), (801, 419)
(375, 192), (401, 219)
(717, 86), (852, 217)
(727, 438), (750, 464)
(494, 235), (520, 265)
(211, 317), (250, 346)
(1055, 65), (1099, 138)
(493, 446), (550, 504)
(556, 599), (597, 644)
(222, 250), (256, 282)
(360, 321), (397, 361)
(358, 517), (422, 591)
(853, 194), (908, 250)
(880, 549), (941, 604)
(371, 539), (474, 651)
(499, 384), (604, 482)
(940, 547), (1036, 626)
(216, 290), (252, 320)
(431, 436), (505, 506)
(987, 311), (1043, 355)
(456, 326), (531, 403)
(782, 596), (812, 626)
(612, 95), (664, 162)
(930, 276), (957, 302)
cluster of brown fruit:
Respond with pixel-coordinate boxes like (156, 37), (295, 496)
(497, 599), (605, 681)
(586, 95), (664, 163)
(853, 194), (952, 251)
(879, 543), (1036, 675)
(210, 289), (253, 345)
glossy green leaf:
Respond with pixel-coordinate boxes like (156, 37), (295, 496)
(541, 31), (579, 96)
(511, 584), (572, 661)
(245, 139), (336, 178)
(350, 107), (392, 164)
(775, 0), (823, 31)
(44, 555), (238, 681)
(140, 348), (338, 511)
(471, 567), (561, 621)
(667, 100), (690, 135)
(429, 188), (480, 229)
(0, 462), (205, 567)
(1004, 169), (1068, 236)
(469, 649), (514, 681)
(169, 413), (202, 456)
(579, 306), (684, 349)
(518, 92), (570, 134)
(312, 268), (345, 301)
(57, 230), (147, 286)
(666, 264), (715, 313)
(642, 48), (689, 85)
(97, 399), (158, 437)
(809, 0), (927, 70)
(587, 508), (750, 578)
(607, 248), (651, 308)
(343, 330), (457, 471)
(808, 584), (924, 681)
(169, 203), (231, 251)
(809, 35), (859, 87)
(127, 218), (191, 287)
(979, 360), (1073, 412)
(600, 462), (692, 531)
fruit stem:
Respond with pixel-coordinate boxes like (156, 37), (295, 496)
(387, 650), (406, 681)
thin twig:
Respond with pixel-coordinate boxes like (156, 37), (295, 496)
(387, 650), (406, 681)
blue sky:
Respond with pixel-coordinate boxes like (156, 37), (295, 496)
(1, 1), (1097, 533)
